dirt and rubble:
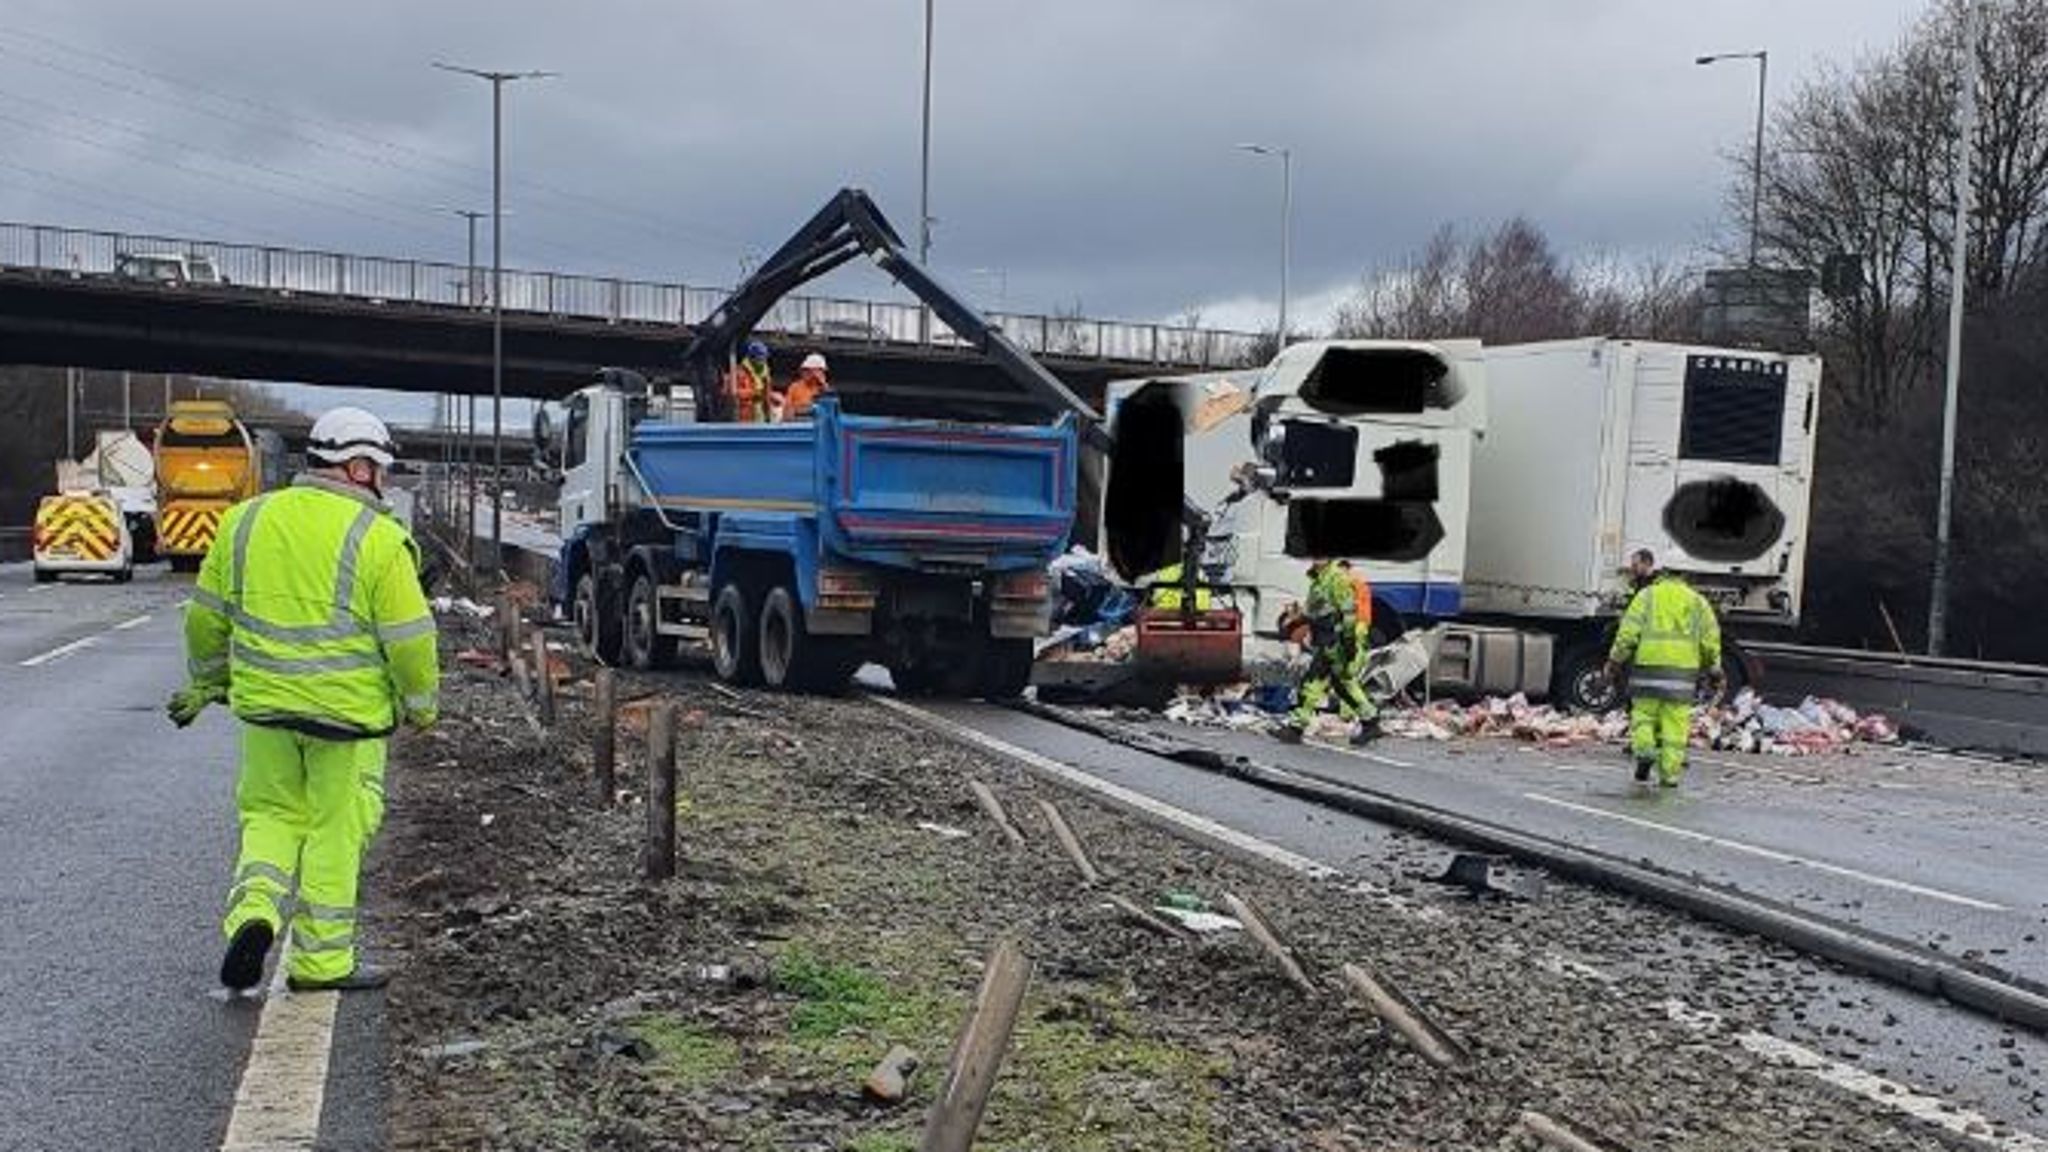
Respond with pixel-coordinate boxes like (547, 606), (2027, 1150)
(369, 615), (1977, 1150)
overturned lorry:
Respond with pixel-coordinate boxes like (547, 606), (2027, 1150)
(1095, 336), (1821, 710)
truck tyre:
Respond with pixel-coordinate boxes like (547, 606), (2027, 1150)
(711, 582), (761, 685)
(1553, 640), (1622, 714)
(169, 555), (201, 574)
(978, 637), (1035, 699)
(574, 572), (624, 666)
(33, 567), (54, 585)
(623, 572), (677, 671)
(114, 565), (134, 585)
(759, 586), (833, 691)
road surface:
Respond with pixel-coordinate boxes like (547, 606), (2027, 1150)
(0, 563), (380, 1151)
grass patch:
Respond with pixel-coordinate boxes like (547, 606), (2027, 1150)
(844, 1132), (918, 1152)
(775, 947), (900, 1039)
(633, 1012), (741, 1088)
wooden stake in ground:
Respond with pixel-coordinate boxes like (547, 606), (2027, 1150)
(1518, 1110), (1629, 1152)
(1339, 963), (1469, 1069)
(531, 630), (555, 726)
(967, 780), (1026, 847)
(1105, 893), (1191, 940)
(1220, 891), (1317, 995)
(592, 667), (617, 807)
(919, 939), (1034, 1152)
(497, 593), (517, 659)
(1034, 797), (1100, 884)
(645, 702), (678, 881)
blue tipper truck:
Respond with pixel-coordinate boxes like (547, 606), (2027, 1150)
(546, 189), (1126, 696)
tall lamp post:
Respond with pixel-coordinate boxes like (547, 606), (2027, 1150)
(435, 62), (553, 573)
(449, 207), (487, 562)
(1696, 49), (1768, 266)
(1929, 0), (1982, 656)
(916, 0), (937, 344)
(1236, 143), (1293, 346)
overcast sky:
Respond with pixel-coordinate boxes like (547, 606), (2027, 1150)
(1, 0), (1932, 414)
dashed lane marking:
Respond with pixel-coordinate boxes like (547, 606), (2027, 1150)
(873, 695), (1337, 879)
(18, 634), (99, 667)
(1300, 739), (1417, 769)
(1522, 792), (2005, 911)
(112, 613), (153, 631)
(1660, 999), (2048, 1152)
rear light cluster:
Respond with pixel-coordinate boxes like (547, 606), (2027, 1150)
(816, 567), (878, 611)
(992, 571), (1049, 602)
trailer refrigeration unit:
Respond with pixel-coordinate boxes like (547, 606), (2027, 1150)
(1461, 337), (1823, 710)
(548, 189), (1131, 696)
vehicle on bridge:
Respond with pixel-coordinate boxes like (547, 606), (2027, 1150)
(114, 251), (223, 286)
(152, 400), (282, 571)
(546, 189), (1107, 695)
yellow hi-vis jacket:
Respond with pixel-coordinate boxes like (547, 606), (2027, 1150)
(1144, 563), (1213, 612)
(1608, 573), (1722, 701)
(186, 475), (439, 738)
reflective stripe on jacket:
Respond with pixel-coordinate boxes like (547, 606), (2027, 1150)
(185, 475), (440, 737)
(1609, 574), (1722, 701)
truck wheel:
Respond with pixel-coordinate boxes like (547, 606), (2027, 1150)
(33, 567), (54, 585)
(711, 582), (761, 685)
(114, 566), (134, 585)
(574, 572), (624, 665)
(623, 572), (677, 671)
(758, 586), (812, 691)
(169, 555), (201, 574)
(1553, 641), (1622, 714)
(978, 638), (1035, 699)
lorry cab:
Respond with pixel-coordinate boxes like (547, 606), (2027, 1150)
(33, 492), (135, 583)
(1104, 339), (1486, 643)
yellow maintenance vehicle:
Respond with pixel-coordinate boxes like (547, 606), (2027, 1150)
(152, 400), (281, 572)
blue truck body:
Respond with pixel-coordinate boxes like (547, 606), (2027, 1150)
(554, 397), (1077, 693)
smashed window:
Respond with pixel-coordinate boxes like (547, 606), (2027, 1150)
(1663, 478), (1785, 563)
(1103, 382), (1184, 580)
(1374, 441), (1439, 502)
(1284, 499), (1445, 563)
(1269, 419), (1357, 488)
(1298, 345), (1458, 415)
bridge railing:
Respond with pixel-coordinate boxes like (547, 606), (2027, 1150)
(0, 221), (1265, 371)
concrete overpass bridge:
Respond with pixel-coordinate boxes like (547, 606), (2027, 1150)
(0, 221), (1263, 421)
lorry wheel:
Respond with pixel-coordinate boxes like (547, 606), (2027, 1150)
(711, 582), (761, 685)
(624, 573), (677, 671)
(979, 638), (1035, 699)
(758, 586), (813, 691)
(1553, 641), (1622, 714)
(114, 566), (134, 585)
(574, 572), (624, 665)
(169, 555), (200, 574)
(33, 567), (54, 585)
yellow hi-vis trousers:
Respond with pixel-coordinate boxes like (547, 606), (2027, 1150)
(1629, 696), (1693, 786)
(222, 724), (387, 982)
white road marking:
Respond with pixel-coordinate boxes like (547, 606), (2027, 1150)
(18, 634), (99, 667)
(874, 695), (1337, 879)
(1692, 754), (1826, 786)
(1522, 792), (2005, 911)
(1304, 739), (1417, 769)
(29, 583), (56, 593)
(1661, 999), (2048, 1152)
(219, 934), (341, 1150)
(113, 613), (153, 631)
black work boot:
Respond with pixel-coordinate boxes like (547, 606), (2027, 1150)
(1633, 756), (1655, 783)
(287, 963), (391, 993)
(1350, 719), (1383, 745)
(219, 921), (275, 992)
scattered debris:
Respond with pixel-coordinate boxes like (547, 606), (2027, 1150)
(416, 1038), (489, 1062)
(917, 820), (973, 840)
(1696, 689), (1901, 755)
(431, 595), (496, 620)
(862, 1045), (921, 1105)
(1151, 906), (1243, 934)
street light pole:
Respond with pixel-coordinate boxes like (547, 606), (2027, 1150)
(1237, 143), (1294, 345)
(450, 208), (486, 561)
(918, 0), (936, 343)
(436, 63), (553, 574)
(1929, 0), (1982, 656)
(1696, 50), (1769, 266)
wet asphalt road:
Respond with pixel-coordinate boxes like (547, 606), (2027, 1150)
(920, 698), (2048, 1141)
(0, 563), (379, 1151)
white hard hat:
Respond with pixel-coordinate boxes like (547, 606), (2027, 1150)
(308, 406), (397, 467)
(801, 352), (829, 372)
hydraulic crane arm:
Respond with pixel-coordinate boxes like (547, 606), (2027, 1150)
(678, 186), (1209, 584)
(678, 187), (1108, 450)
